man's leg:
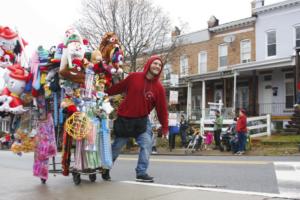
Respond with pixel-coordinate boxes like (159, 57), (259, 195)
(237, 133), (243, 152)
(214, 130), (220, 149)
(181, 130), (187, 147)
(135, 119), (153, 182)
(102, 136), (128, 181)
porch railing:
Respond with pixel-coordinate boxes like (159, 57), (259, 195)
(190, 103), (293, 121)
(258, 103), (293, 115)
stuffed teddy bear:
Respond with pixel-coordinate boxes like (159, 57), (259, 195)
(0, 64), (29, 114)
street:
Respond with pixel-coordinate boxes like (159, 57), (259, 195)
(0, 151), (299, 200)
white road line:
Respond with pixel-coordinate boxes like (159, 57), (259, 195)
(121, 181), (296, 199)
(274, 162), (300, 199)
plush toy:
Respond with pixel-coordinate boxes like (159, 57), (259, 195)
(91, 49), (102, 65)
(0, 26), (27, 64)
(59, 28), (86, 84)
(0, 64), (29, 114)
(94, 75), (113, 115)
(99, 32), (124, 75)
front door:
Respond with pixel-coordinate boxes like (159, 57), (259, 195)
(260, 81), (273, 114)
(237, 86), (249, 111)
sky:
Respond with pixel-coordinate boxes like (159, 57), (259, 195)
(1, 0), (282, 55)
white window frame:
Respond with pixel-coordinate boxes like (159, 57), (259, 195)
(294, 25), (300, 49)
(163, 63), (171, 80)
(266, 30), (277, 58)
(198, 51), (207, 74)
(218, 43), (228, 69)
(180, 55), (188, 77)
(285, 73), (294, 109)
(240, 39), (251, 63)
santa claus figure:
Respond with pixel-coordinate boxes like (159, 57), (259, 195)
(0, 64), (29, 114)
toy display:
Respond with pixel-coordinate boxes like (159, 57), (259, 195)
(1, 25), (123, 185)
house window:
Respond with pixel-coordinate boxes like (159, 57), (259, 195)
(218, 44), (228, 68)
(240, 40), (251, 63)
(296, 26), (300, 48)
(180, 55), (188, 76)
(198, 51), (207, 74)
(163, 63), (171, 80)
(264, 75), (272, 81)
(266, 30), (276, 57)
(285, 73), (294, 109)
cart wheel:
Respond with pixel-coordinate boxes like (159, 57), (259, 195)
(73, 173), (81, 185)
(89, 174), (97, 182)
(40, 178), (46, 184)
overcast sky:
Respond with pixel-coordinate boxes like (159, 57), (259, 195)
(1, 0), (282, 54)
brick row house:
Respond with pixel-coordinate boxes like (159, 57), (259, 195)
(160, 0), (300, 129)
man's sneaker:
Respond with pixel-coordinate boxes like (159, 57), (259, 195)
(101, 169), (111, 181)
(136, 174), (154, 182)
(151, 150), (158, 154)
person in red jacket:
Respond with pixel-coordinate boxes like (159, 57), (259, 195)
(103, 55), (168, 182)
(236, 109), (247, 155)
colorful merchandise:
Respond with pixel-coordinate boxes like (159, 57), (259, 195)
(33, 114), (57, 180)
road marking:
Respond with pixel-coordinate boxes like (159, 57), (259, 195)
(274, 162), (300, 199)
(121, 181), (295, 199)
(119, 157), (270, 165)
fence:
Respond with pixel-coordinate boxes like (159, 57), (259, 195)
(201, 114), (271, 138)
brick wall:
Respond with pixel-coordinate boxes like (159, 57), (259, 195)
(168, 25), (256, 76)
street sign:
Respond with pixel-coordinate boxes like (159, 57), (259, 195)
(169, 90), (178, 104)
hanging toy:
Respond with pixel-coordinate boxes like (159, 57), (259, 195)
(100, 32), (124, 75)
(64, 112), (92, 140)
(59, 28), (86, 84)
(0, 64), (29, 114)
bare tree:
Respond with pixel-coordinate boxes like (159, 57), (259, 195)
(76, 0), (173, 72)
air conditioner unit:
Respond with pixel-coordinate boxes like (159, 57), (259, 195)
(242, 59), (251, 63)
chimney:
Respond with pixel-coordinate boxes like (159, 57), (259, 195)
(251, 0), (264, 16)
(251, 0), (265, 10)
(207, 16), (219, 28)
(171, 26), (181, 41)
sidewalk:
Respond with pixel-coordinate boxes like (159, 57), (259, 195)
(123, 146), (300, 156)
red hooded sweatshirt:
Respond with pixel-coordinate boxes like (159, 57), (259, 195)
(106, 56), (169, 135)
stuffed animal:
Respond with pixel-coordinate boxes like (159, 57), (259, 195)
(59, 28), (86, 84)
(91, 49), (102, 64)
(99, 32), (124, 75)
(0, 64), (29, 114)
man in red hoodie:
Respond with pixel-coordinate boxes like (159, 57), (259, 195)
(103, 55), (168, 182)
(236, 109), (247, 155)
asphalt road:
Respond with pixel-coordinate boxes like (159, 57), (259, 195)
(0, 151), (299, 199)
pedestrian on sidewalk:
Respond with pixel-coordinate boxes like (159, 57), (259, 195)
(235, 109), (247, 155)
(179, 114), (188, 147)
(105, 56), (169, 183)
(213, 110), (223, 150)
(168, 124), (179, 151)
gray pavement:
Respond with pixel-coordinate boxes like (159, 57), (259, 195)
(0, 167), (282, 200)
(0, 151), (299, 200)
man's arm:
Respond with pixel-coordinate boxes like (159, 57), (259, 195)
(105, 74), (131, 96)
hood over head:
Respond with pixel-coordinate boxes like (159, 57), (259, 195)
(143, 55), (164, 81)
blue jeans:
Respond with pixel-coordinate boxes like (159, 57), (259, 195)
(111, 118), (153, 176)
(238, 132), (247, 152)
